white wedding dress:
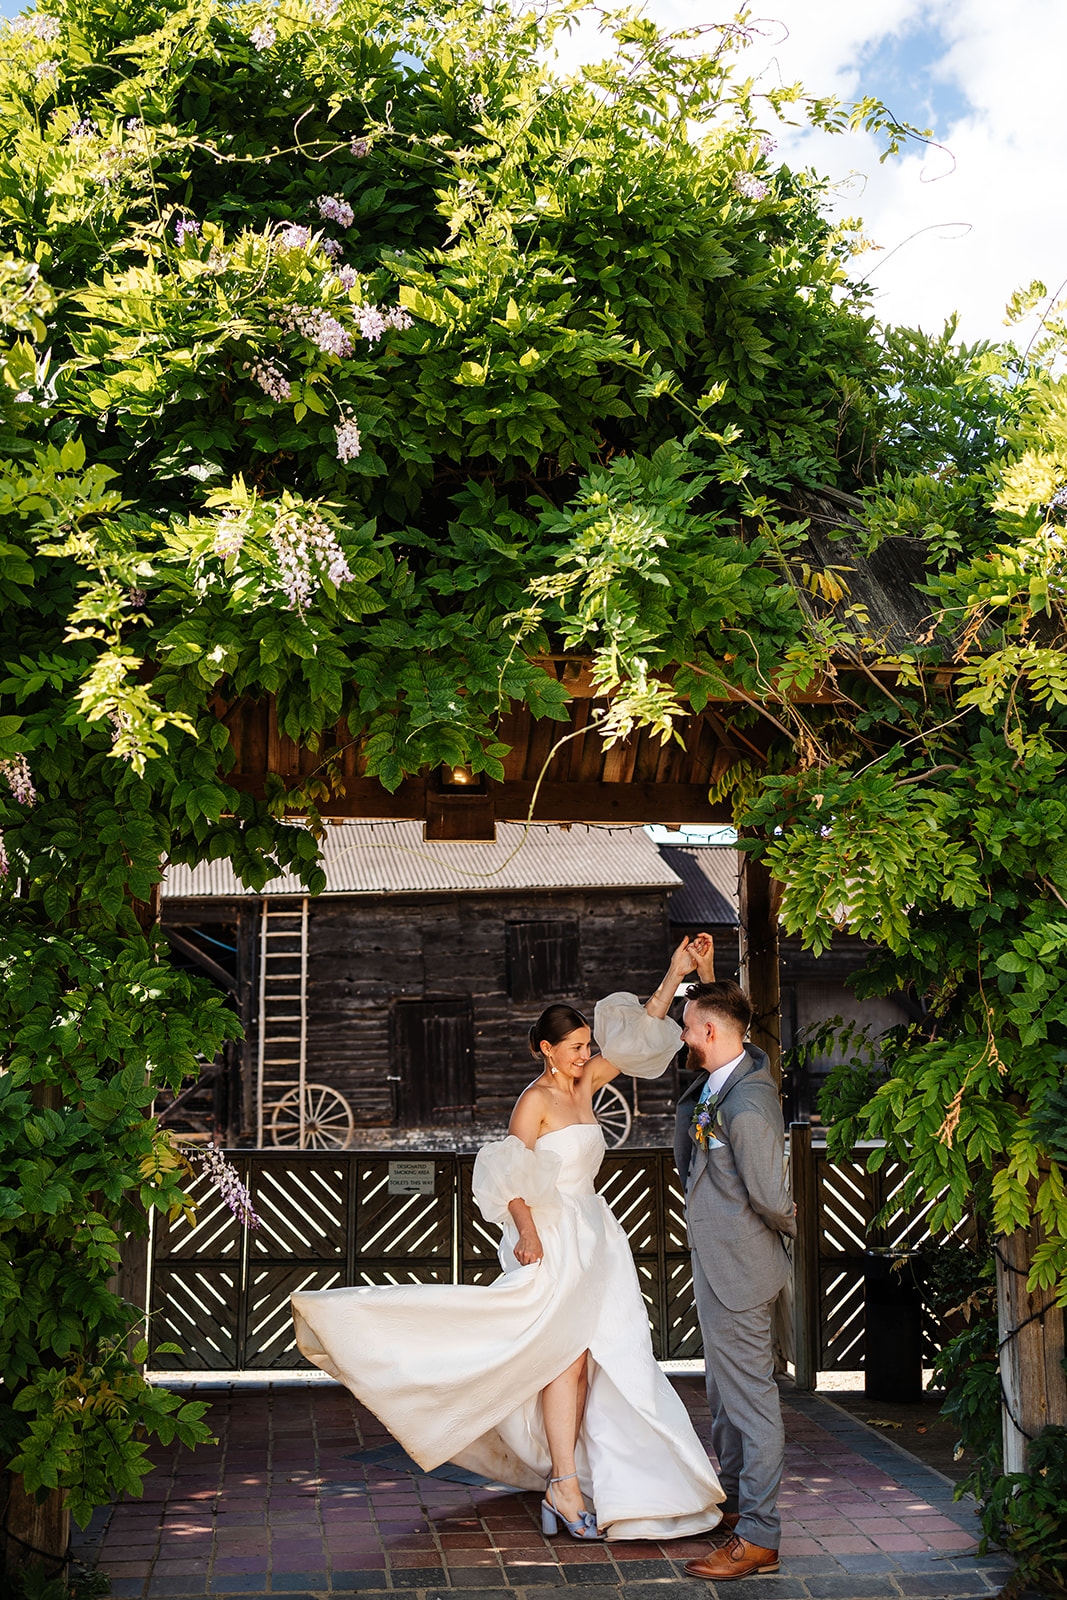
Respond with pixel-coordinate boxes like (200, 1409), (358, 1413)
(291, 1117), (723, 1540)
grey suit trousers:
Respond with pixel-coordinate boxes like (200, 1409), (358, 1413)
(691, 1250), (784, 1550)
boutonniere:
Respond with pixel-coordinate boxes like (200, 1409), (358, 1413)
(691, 1094), (719, 1147)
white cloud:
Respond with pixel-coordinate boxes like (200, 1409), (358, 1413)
(555, 0), (1067, 346)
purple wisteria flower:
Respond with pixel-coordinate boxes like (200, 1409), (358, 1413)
(213, 517), (246, 559)
(317, 193), (355, 228)
(350, 137), (370, 158)
(320, 236), (343, 260)
(250, 22), (276, 49)
(732, 171), (768, 202)
(280, 306), (353, 356)
(34, 59), (59, 81)
(335, 408), (361, 462)
(271, 509), (355, 611)
(756, 133), (776, 158)
(68, 116), (97, 140)
(279, 223), (310, 251)
(175, 217), (200, 244)
(0, 755), (36, 807)
(334, 265), (359, 290)
(243, 356), (292, 401)
(188, 1142), (260, 1229)
(0, 831), (7, 878)
(108, 709), (145, 764)
(354, 303), (413, 343)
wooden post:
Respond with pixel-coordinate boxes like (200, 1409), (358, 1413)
(738, 837), (782, 1084)
(997, 1187), (1067, 1473)
(791, 1122), (820, 1391)
(4, 1085), (70, 1579)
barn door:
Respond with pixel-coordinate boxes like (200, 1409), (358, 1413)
(391, 999), (475, 1126)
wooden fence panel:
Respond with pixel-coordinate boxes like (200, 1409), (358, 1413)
(147, 1140), (973, 1374)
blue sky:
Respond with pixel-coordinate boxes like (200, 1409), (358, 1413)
(849, 14), (972, 137)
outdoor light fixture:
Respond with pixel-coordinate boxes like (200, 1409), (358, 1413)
(436, 763), (486, 793)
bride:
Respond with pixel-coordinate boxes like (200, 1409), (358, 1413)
(290, 937), (723, 1542)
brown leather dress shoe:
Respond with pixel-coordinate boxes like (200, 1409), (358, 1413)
(684, 1533), (779, 1580)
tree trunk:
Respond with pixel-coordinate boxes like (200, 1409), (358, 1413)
(997, 1186), (1067, 1473)
(738, 839), (782, 1085)
(2, 1472), (69, 1586)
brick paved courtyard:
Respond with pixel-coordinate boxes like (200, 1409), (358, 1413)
(73, 1377), (1025, 1600)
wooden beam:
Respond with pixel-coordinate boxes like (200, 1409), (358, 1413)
(225, 775), (734, 826)
(997, 1185), (1067, 1473)
(162, 927), (238, 994)
(791, 1122), (820, 1391)
(738, 837), (782, 1083)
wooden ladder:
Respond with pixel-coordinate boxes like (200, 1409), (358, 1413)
(256, 897), (309, 1147)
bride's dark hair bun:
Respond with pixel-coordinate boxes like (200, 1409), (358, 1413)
(529, 1003), (588, 1058)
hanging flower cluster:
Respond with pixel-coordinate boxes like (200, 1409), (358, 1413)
(0, 755), (36, 806)
(213, 516), (246, 559)
(350, 137), (370, 158)
(243, 354), (292, 400)
(0, 756), (35, 880)
(271, 506), (355, 611)
(732, 171), (768, 201)
(108, 709), (146, 764)
(185, 1142), (260, 1229)
(277, 305), (353, 357)
(68, 115), (97, 140)
(175, 217), (200, 244)
(352, 303), (412, 343)
(250, 22), (276, 50)
(317, 193), (355, 228)
(335, 405), (362, 462)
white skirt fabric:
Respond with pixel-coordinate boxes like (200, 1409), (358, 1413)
(291, 1123), (723, 1540)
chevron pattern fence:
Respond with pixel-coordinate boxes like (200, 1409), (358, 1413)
(147, 1141), (972, 1372)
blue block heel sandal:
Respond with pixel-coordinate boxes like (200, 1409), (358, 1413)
(540, 1473), (602, 1540)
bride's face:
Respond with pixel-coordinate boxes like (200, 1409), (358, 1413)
(543, 1026), (592, 1081)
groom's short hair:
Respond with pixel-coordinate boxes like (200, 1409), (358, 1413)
(685, 980), (753, 1036)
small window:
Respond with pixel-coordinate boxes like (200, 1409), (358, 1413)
(506, 920), (580, 1004)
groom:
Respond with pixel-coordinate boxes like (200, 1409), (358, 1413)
(675, 935), (795, 1582)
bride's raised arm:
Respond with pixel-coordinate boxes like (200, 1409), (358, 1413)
(588, 936), (697, 1091)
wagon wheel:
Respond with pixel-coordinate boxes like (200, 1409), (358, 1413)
(270, 1084), (355, 1149)
(592, 1083), (632, 1148)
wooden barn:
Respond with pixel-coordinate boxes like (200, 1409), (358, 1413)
(160, 821), (690, 1146)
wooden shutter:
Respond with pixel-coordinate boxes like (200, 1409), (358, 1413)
(391, 999), (475, 1126)
(506, 920), (580, 1004)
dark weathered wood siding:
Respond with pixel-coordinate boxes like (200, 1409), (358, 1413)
(303, 888), (676, 1125)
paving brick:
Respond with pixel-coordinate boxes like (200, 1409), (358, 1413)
(330, 1572), (397, 1589)
(803, 1580), (899, 1598)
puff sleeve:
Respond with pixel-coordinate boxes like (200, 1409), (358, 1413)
(471, 1135), (563, 1227)
(593, 991), (682, 1080)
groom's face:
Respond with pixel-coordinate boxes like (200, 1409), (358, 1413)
(681, 1001), (713, 1073)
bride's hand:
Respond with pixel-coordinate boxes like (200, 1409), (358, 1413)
(514, 1227), (543, 1266)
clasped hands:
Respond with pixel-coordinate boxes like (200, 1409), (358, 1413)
(668, 931), (715, 984)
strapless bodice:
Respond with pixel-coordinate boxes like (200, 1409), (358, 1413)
(536, 1123), (605, 1193)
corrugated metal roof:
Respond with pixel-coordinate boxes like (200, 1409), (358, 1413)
(660, 846), (739, 925)
(162, 821), (683, 900)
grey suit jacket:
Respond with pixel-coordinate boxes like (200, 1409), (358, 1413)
(674, 1045), (795, 1313)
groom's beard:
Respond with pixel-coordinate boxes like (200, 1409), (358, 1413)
(685, 1047), (708, 1075)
